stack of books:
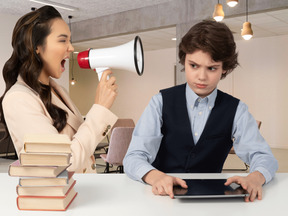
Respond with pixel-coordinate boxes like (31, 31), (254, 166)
(8, 134), (77, 211)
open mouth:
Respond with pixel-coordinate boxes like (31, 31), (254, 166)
(61, 59), (66, 71)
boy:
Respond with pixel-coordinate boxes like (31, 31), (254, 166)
(123, 20), (278, 202)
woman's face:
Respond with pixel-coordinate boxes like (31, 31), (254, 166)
(37, 18), (74, 84)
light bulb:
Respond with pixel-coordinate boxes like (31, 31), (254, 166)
(70, 78), (76, 85)
(214, 16), (224, 22)
(227, 0), (238, 7)
(242, 34), (253, 40)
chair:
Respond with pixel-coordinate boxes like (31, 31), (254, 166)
(224, 120), (262, 171)
(100, 127), (134, 173)
(0, 123), (17, 159)
(94, 118), (135, 157)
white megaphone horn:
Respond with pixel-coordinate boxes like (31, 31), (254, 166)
(77, 36), (144, 80)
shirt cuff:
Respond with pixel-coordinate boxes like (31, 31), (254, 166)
(254, 167), (273, 184)
(136, 165), (156, 184)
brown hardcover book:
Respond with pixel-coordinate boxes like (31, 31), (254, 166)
(19, 171), (74, 186)
(19, 150), (71, 166)
(8, 160), (70, 177)
(17, 182), (77, 211)
(16, 178), (76, 196)
(23, 134), (71, 153)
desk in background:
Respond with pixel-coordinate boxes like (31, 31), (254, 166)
(0, 173), (287, 216)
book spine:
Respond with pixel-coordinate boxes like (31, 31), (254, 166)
(16, 192), (78, 211)
(16, 180), (76, 197)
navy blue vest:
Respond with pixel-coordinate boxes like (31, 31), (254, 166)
(152, 84), (239, 173)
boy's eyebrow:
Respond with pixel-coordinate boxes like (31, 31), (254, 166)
(187, 60), (199, 65)
(207, 63), (221, 67)
(187, 59), (221, 67)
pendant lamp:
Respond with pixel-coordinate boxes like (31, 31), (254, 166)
(241, 0), (253, 40)
(213, 0), (224, 22)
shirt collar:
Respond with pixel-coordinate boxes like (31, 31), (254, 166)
(185, 83), (217, 110)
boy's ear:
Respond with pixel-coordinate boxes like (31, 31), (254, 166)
(222, 70), (227, 75)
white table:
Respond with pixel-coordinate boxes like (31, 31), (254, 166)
(0, 173), (287, 216)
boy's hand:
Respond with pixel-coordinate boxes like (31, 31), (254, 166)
(225, 171), (265, 202)
(143, 170), (188, 199)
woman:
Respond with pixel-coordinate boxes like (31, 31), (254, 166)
(0, 6), (118, 173)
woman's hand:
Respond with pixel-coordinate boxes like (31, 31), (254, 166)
(94, 69), (118, 109)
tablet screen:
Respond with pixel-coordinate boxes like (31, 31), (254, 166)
(173, 179), (249, 198)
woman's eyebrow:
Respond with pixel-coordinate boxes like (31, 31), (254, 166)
(57, 34), (68, 38)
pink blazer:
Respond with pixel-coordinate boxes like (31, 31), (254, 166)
(2, 76), (118, 173)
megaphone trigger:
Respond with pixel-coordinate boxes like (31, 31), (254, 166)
(96, 67), (110, 81)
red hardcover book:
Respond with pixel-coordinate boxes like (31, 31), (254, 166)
(16, 180), (77, 211)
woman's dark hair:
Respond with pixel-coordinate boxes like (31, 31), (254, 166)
(179, 20), (239, 79)
(0, 6), (67, 132)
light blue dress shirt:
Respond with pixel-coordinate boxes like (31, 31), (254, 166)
(123, 84), (278, 183)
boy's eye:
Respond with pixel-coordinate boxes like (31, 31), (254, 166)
(208, 67), (216, 71)
(191, 64), (197, 68)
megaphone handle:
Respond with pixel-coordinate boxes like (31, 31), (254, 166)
(95, 67), (110, 81)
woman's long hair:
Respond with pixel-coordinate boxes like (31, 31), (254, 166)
(0, 6), (67, 133)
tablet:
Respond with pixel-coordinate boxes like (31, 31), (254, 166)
(173, 179), (249, 198)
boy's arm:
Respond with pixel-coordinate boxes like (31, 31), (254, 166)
(232, 101), (278, 184)
(123, 93), (164, 182)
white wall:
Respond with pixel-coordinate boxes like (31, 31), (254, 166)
(0, 13), (69, 96)
(218, 35), (288, 149)
(110, 48), (176, 122)
(0, 13), (20, 95)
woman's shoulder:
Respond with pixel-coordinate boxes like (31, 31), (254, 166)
(4, 81), (39, 102)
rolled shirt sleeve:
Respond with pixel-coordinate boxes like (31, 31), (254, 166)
(232, 101), (278, 183)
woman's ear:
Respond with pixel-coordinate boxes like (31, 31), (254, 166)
(35, 46), (41, 55)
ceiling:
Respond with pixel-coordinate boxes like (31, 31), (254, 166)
(0, 0), (174, 23)
(0, 0), (288, 52)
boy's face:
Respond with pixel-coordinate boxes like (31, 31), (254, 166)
(185, 50), (226, 98)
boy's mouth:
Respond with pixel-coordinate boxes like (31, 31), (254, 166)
(196, 83), (207, 89)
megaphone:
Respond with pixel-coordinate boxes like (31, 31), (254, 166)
(77, 36), (144, 80)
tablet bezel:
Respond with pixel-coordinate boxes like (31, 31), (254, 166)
(173, 179), (249, 199)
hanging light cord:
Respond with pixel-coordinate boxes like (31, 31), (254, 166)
(68, 16), (75, 80)
(246, 0), (248, 22)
